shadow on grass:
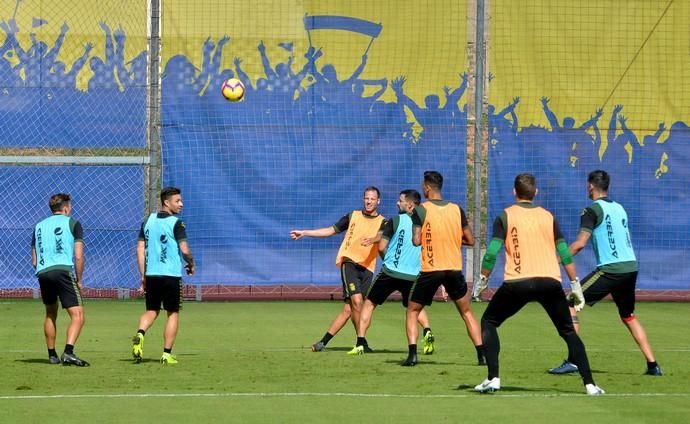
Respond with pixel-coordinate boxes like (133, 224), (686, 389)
(455, 384), (567, 393)
(321, 346), (409, 354)
(382, 359), (459, 366)
(117, 358), (160, 364)
(15, 358), (56, 365)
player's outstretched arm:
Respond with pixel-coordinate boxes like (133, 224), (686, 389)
(290, 227), (336, 240)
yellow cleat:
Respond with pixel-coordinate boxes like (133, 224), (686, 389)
(423, 331), (435, 355)
(347, 345), (364, 356)
(160, 352), (178, 365)
(132, 333), (144, 363)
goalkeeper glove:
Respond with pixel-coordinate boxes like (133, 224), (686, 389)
(472, 275), (488, 301)
(568, 277), (585, 312)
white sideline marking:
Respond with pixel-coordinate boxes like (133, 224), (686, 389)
(1, 391), (690, 401)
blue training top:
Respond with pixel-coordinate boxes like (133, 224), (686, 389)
(591, 199), (637, 266)
(143, 213), (183, 277)
(34, 214), (76, 275)
(382, 213), (421, 280)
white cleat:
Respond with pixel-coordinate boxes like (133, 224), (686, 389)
(474, 377), (501, 393)
(585, 384), (605, 396)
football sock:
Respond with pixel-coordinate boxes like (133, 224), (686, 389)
(48, 348), (58, 357)
(321, 332), (334, 346)
(475, 345), (485, 358)
(423, 328), (431, 336)
(137, 329), (146, 336)
(164, 348), (172, 354)
(408, 344), (417, 355)
(356, 337), (366, 347)
(647, 361), (658, 369)
(64, 344), (74, 355)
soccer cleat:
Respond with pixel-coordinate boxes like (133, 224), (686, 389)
(160, 352), (178, 365)
(645, 365), (663, 376)
(474, 377), (501, 393)
(132, 333), (144, 363)
(548, 359), (578, 374)
(61, 352), (90, 367)
(347, 345), (364, 356)
(423, 331), (435, 355)
(311, 341), (325, 352)
(48, 355), (61, 365)
(585, 384), (605, 395)
(362, 345), (374, 353)
(401, 355), (418, 367)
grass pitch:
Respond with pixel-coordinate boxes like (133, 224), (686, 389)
(1, 299), (689, 423)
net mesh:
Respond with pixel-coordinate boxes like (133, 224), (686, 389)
(161, 0), (471, 285)
(1, 1), (688, 297)
(487, 0), (690, 292)
(0, 0), (148, 293)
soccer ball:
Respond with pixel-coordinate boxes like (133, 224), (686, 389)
(221, 78), (245, 102)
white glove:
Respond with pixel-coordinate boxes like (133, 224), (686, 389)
(568, 277), (585, 312)
(472, 275), (488, 301)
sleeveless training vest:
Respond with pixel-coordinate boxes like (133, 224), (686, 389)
(420, 201), (463, 272)
(591, 199), (636, 266)
(383, 214), (421, 278)
(336, 211), (384, 272)
(34, 214), (75, 275)
(144, 213), (183, 277)
(503, 204), (561, 282)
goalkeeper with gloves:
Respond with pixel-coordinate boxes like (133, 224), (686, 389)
(472, 173), (604, 395)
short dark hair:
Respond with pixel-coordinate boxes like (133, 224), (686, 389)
(161, 187), (181, 205)
(423, 170), (443, 190)
(588, 170), (610, 192)
(400, 189), (421, 205)
(49, 193), (71, 213)
(514, 173), (536, 200)
(363, 186), (380, 198)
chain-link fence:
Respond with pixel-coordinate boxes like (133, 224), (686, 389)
(1, 0), (152, 293)
(2, 1), (688, 299)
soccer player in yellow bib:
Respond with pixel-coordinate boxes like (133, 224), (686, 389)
(402, 171), (484, 366)
(349, 189), (436, 356)
(472, 173), (604, 395)
(291, 186), (384, 352)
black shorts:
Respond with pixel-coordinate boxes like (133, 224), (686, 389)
(410, 270), (467, 306)
(366, 271), (415, 307)
(145, 276), (183, 312)
(581, 269), (638, 319)
(341, 261), (373, 299)
(482, 278), (575, 337)
(38, 269), (82, 309)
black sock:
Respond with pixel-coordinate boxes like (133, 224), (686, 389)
(164, 348), (172, 354)
(321, 332), (334, 346)
(356, 337), (366, 347)
(423, 328), (431, 336)
(476, 345), (485, 358)
(647, 361), (658, 369)
(137, 329), (146, 336)
(48, 348), (58, 358)
(408, 344), (417, 356)
(64, 344), (74, 355)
